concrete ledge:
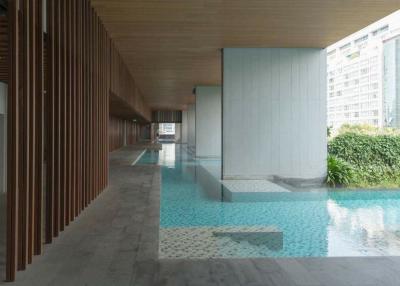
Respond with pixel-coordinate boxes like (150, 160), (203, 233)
(222, 175), (326, 188)
(195, 156), (221, 159)
(272, 175), (327, 188)
(222, 175), (274, 180)
(213, 229), (283, 251)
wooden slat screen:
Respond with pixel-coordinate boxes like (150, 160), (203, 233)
(109, 115), (140, 152)
(152, 110), (183, 123)
(6, 0), (45, 278)
(110, 45), (152, 121)
(127, 120), (141, 146)
(45, 0), (110, 248)
(109, 116), (125, 152)
(6, 0), (150, 281)
(0, 16), (49, 85)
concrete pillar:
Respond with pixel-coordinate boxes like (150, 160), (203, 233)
(222, 48), (327, 183)
(140, 124), (151, 141)
(123, 120), (127, 146)
(187, 104), (196, 154)
(175, 123), (182, 143)
(150, 123), (159, 142)
(195, 86), (221, 158)
(0, 82), (7, 193)
(181, 110), (188, 144)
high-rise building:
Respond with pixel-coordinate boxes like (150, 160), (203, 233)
(327, 11), (400, 129)
(383, 36), (400, 127)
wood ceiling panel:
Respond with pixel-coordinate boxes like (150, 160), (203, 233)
(93, 1), (400, 109)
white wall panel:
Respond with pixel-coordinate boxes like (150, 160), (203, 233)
(195, 86), (221, 158)
(175, 123), (182, 143)
(0, 83), (6, 115)
(223, 48), (327, 180)
(181, 111), (188, 144)
(187, 104), (196, 153)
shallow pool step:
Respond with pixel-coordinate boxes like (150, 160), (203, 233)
(213, 228), (283, 250)
(221, 180), (291, 193)
(159, 226), (283, 259)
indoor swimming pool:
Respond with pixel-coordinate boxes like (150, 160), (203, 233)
(138, 144), (400, 258)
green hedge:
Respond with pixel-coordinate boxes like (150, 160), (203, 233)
(328, 133), (400, 187)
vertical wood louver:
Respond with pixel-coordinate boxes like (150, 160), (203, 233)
(6, 0), (151, 281)
(152, 110), (183, 123)
(109, 116), (141, 152)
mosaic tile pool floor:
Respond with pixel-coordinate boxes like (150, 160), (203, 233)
(137, 143), (400, 258)
(159, 226), (282, 259)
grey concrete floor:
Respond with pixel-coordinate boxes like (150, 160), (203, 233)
(3, 145), (400, 285)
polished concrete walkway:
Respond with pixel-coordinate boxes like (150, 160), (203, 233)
(4, 145), (400, 285)
(5, 146), (159, 286)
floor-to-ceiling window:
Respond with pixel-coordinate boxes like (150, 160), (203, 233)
(158, 123), (176, 142)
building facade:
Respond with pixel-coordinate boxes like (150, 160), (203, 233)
(327, 11), (400, 129)
(383, 36), (400, 127)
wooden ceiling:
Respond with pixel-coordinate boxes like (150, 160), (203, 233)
(90, 0), (400, 110)
(2, 2), (400, 109)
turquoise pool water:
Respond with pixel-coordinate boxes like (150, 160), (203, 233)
(138, 144), (400, 257)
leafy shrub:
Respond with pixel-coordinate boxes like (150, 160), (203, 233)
(337, 124), (400, 137)
(328, 132), (400, 187)
(329, 133), (400, 167)
(327, 155), (354, 186)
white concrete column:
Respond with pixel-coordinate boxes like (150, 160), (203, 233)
(222, 48), (327, 182)
(175, 123), (182, 143)
(0, 83), (6, 114)
(181, 110), (188, 144)
(187, 104), (196, 154)
(195, 86), (221, 158)
(123, 120), (127, 146)
(150, 123), (158, 142)
(0, 82), (7, 193)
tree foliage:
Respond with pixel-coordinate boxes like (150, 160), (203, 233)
(328, 130), (400, 187)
